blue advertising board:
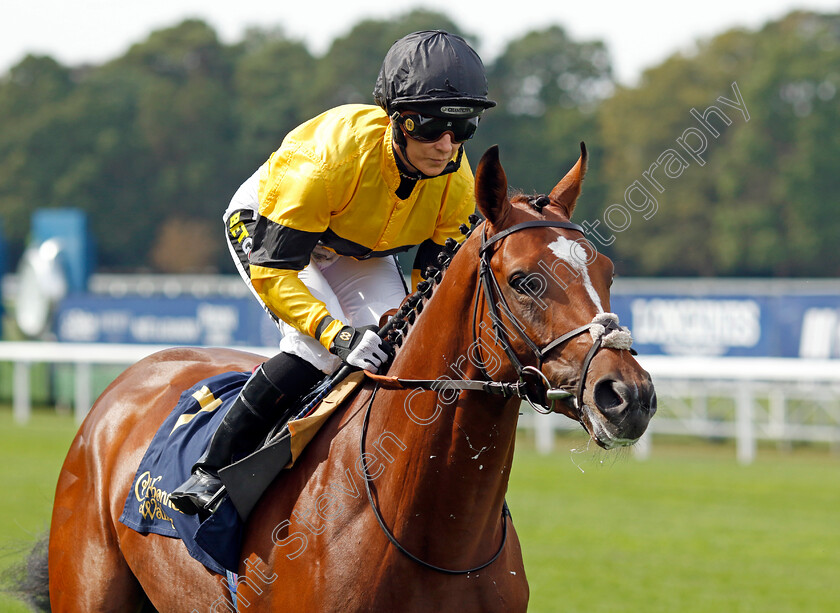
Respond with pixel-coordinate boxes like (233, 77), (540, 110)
(0, 220), (5, 337)
(0, 219), (5, 276)
(610, 292), (840, 359)
(54, 295), (282, 347)
(51, 278), (840, 359)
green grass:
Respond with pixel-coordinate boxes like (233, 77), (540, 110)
(0, 409), (837, 612)
(511, 434), (840, 613)
(0, 408), (76, 613)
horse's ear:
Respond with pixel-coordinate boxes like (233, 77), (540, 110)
(475, 145), (511, 228)
(548, 141), (588, 218)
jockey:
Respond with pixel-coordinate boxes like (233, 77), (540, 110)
(171, 30), (496, 516)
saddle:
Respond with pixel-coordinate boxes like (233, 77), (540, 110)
(119, 369), (365, 574)
(219, 370), (366, 520)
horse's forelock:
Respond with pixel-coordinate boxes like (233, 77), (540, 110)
(509, 193), (573, 223)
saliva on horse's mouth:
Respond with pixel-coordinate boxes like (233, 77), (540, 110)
(541, 392), (634, 450)
(580, 405), (639, 450)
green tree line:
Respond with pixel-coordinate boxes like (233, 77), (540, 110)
(0, 9), (837, 277)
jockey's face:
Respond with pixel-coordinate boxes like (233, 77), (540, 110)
(398, 132), (461, 177)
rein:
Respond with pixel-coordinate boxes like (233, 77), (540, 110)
(359, 385), (509, 575)
(358, 214), (634, 575)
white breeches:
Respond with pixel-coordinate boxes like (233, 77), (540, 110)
(224, 170), (406, 373)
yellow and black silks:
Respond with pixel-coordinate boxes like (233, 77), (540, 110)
(247, 104), (475, 349)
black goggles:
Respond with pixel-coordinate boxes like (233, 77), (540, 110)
(394, 112), (480, 143)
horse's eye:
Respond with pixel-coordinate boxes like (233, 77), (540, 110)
(510, 273), (539, 295)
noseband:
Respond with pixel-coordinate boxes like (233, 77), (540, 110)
(474, 219), (633, 415)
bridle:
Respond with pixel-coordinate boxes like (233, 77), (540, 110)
(369, 218), (633, 413)
(473, 218), (632, 414)
(360, 213), (634, 575)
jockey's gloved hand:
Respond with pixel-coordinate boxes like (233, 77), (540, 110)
(329, 325), (392, 372)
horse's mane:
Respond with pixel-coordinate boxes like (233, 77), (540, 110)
(383, 215), (481, 355)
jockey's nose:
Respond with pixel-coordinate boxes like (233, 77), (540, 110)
(434, 132), (456, 149)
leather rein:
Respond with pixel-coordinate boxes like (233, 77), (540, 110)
(360, 217), (631, 575)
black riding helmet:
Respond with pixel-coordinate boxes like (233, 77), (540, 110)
(374, 30), (496, 179)
(374, 30), (496, 117)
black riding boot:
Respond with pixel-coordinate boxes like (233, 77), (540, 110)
(170, 353), (322, 517)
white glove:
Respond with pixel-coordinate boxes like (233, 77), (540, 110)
(329, 326), (391, 372)
(347, 329), (390, 371)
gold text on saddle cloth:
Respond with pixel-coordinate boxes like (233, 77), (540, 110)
(134, 471), (177, 529)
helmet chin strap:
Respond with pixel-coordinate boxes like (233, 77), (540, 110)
(390, 121), (464, 180)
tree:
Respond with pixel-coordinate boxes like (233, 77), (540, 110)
(0, 55), (74, 119)
(472, 26), (613, 222)
(0, 56), (76, 259)
(488, 26), (612, 116)
(0, 21), (244, 271)
(95, 20), (239, 270)
(2, 10), (837, 278)
(712, 12), (840, 276)
(231, 29), (317, 172)
(597, 10), (840, 277)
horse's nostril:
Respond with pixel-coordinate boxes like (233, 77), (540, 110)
(645, 389), (658, 415)
(593, 379), (624, 415)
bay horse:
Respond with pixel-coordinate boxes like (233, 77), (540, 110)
(37, 144), (655, 612)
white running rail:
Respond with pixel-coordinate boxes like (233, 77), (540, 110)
(0, 342), (274, 425)
(2, 344), (839, 464)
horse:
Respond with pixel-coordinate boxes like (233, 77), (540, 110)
(32, 144), (655, 612)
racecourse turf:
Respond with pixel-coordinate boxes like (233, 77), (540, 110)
(0, 407), (837, 612)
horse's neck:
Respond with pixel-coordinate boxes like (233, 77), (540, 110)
(370, 253), (519, 553)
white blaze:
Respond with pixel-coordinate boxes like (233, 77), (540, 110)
(547, 236), (604, 312)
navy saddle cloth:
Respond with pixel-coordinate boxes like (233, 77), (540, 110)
(119, 370), (251, 574)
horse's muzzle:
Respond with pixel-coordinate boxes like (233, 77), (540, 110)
(584, 375), (657, 448)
